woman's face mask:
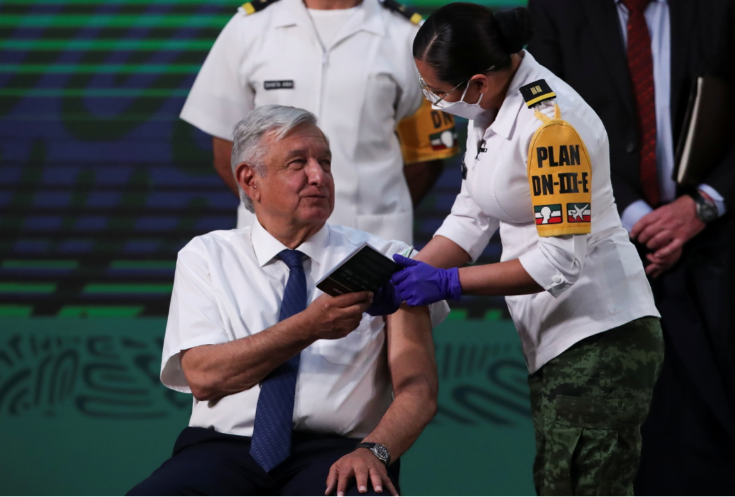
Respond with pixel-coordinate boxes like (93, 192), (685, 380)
(419, 68), (494, 121)
(430, 83), (486, 121)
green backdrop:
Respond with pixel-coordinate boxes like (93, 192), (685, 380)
(0, 0), (534, 494)
(0, 317), (536, 495)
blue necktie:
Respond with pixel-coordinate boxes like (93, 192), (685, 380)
(250, 249), (307, 472)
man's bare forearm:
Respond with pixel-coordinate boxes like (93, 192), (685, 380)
(361, 378), (437, 459)
(361, 305), (438, 460)
(180, 292), (373, 402)
(181, 312), (315, 401)
(212, 136), (240, 196)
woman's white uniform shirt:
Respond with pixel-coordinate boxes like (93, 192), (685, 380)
(435, 51), (660, 373)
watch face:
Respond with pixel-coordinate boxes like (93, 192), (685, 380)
(374, 445), (390, 461)
(699, 203), (718, 223)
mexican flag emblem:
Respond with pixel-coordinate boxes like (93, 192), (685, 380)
(567, 203), (591, 223)
(534, 204), (562, 225)
(430, 130), (457, 151)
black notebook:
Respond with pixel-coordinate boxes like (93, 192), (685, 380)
(674, 75), (733, 186)
(316, 243), (401, 296)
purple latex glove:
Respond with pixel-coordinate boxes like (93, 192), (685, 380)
(391, 254), (462, 306)
(365, 281), (402, 316)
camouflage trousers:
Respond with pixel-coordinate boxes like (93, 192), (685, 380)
(528, 316), (664, 496)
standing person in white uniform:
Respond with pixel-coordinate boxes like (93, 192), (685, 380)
(180, 0), (459, 244)
(388, 4), (664, 495)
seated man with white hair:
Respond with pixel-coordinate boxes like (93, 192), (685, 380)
(128, 105), (447, 496)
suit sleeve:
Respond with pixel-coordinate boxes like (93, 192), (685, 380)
(526, 0), (565, 78)
(703, 150), (735, 210)
(701, 0), (735, 208)
(611, 168), (647, 216)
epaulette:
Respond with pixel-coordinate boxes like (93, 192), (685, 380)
(381, 0), (422, 25)
(520, 79), (557, 108)
(240, 0), (281, 15)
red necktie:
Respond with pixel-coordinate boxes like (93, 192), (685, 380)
(622, 0), (660, 207)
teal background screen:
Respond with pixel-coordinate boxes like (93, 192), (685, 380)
(0, 0), (534, 494)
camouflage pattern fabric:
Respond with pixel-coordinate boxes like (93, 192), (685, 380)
(528, 316), (664, 495)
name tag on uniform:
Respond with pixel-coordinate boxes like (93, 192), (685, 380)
(264, 80), (294, 90)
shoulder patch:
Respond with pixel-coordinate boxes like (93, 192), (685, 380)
(527, 104), (592, 237)
(397, 98), (459, 164)
(520, 79), (556, 108)
(240, 0), (281, 15)
(381, 0), (422, 25)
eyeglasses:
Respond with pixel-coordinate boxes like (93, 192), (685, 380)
(419, 77), (466, 106)
(418, 66), (497, 106)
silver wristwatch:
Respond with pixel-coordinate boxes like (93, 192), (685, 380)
(691, 191), (718, 224)
(357, 442), (391, 465)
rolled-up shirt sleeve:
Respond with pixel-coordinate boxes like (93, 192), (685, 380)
(518, 234), (588, 298)
(161, 244), (231, 392)
(434, 180), (500, 262)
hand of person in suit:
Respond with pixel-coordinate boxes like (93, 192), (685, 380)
(630, 193), (708, 277)
(645, 245), (684, 278)
(325, 448), (398, 496)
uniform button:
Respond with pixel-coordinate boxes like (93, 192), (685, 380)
(552, 275), (563, 284)
(626, 141), (636, 154)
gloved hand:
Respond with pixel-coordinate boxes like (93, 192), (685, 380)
(365, 281), (402, 316)
(391, 254), (462, 306)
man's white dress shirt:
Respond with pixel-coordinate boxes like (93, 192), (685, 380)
(614, 0), (726, 231)
(161, 222), (448, 438)
(435, 51), (660, 373)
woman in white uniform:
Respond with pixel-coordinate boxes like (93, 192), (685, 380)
(390, 4), (664, 495)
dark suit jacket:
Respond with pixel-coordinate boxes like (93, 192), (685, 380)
(527, 1), (735, 491)
(527, 0), (735, 213)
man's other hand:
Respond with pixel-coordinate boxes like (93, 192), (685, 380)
(304, 292), (373, 340)
(325, 449), (398, 496)
(630, 194), (705, 271)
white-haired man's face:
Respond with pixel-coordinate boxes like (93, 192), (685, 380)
(236, 123), (334, 234)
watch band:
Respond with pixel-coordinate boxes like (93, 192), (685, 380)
(690, 190), (719, 224)
(357, 442), (391, 466)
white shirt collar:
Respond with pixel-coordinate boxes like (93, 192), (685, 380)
(273, 0), (312, 28)
(274, 0), (384, 36)
(489, 50), (543, 140)
(251, 219), (330, 268)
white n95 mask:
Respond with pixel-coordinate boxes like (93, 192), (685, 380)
(432, 83), (486, 121)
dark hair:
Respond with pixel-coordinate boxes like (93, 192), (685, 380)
(413, 3), (534, 86)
